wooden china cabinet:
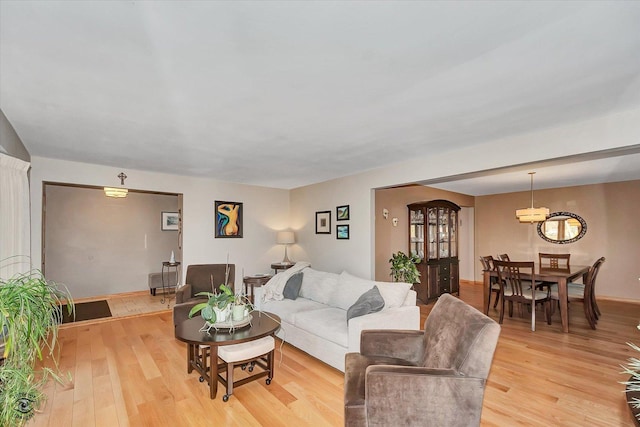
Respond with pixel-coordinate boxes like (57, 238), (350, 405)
(407, 200), (460, 303)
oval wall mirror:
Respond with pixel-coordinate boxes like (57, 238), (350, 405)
(537, 211), (587, 244)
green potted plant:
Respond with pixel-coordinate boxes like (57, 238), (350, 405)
(188, 284), (236, 324)
(389, 251), (421, 284)
(622, 323), (640, 425)
(0, 268), (73, 426)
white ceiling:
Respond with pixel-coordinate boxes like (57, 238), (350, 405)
(1, 1), (640, 191)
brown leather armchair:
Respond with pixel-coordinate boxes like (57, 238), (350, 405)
(173, 264), (235, 327)
(344, 293), (500, 427)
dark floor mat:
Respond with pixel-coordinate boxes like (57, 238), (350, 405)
(59, 300), (112, 323)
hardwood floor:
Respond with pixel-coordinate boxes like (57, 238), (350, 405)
(32, 282), (639, 426)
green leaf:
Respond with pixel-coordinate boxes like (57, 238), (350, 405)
(188, 302), (208, 318)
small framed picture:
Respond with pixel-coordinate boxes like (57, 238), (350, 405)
(336, 205), (350, 221)
(161, 212), (179, 231)
(337, 224), (349, 240)
(316, 211), (331, 234)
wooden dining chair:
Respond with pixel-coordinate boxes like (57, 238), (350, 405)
(498, 254), (510, 261)
(480, 255), (500, 315)
(493, 260), (552, 331)
(539, 253), (571, 269)
(549, 257), (605, 330)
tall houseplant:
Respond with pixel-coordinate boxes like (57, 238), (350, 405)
(389, 251), (421, 284)
(0, 268), (73, 426)
(622, 323), (640, 424)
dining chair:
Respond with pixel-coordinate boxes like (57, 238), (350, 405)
(537, 253), (571, 291)
(539, 253), (571, 269)
(480, 255), (500, 315)
(493, 260), (552, 331)
(498, 254), (510, 261)
(549, 257), (605, 330)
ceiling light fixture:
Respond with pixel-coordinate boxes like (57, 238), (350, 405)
(104, 172), (128, 198)
(515, 172), (549, 223)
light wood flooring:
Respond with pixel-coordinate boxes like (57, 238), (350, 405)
(31, 282), (639, 426)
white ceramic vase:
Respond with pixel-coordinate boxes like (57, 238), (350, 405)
(232, 304), (246, 321)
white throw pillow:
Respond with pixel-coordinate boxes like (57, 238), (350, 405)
(298, 268), (339, 305)
(330, 271), (378, 311)
(375, 282), (412, 309)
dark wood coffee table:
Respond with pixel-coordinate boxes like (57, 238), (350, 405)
(174, 311), (281, 399)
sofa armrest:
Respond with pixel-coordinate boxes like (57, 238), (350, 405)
(347, 305), (420, 353)
(365, 366), (486, 426)
(175, 284), (192, 304)
(360, 329), (424, 362)
(402, 289), (417, 306)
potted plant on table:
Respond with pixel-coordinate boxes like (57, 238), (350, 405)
(0, 268), (73, 426)
(389, 251), (421, 284)
(188, 284), (236, 324)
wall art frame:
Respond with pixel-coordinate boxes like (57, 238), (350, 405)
(161, 211), (179, 231)
(336, 224), (349, 240)
(336, 204), (350, 221)
(315, 211), (331, 234)
(215, 201), (243, 238)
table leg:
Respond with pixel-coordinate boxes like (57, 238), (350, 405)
(483, 271), (489, 315)
(187, 344), (194, 373)
(558, 278), (569, 333)
(209, 345), (219, 399)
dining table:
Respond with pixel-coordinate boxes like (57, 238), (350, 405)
(483, 263), (590, 333)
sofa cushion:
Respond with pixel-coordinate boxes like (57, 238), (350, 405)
(298, 268), (340, 305)
(375, 282), (412, 309)
(347, 286), (385, 321)
(330, 272), (378, 311)
(283, 272), (304, 300)
(294, 307), (349, 348)
(261, 297), (327, 324)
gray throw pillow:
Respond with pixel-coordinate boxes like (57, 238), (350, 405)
(347, 286), (385, 321)
(283, 272), (304, 300)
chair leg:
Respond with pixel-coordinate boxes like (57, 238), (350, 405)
(499, 298), (505, 324)
(584, 300), (597, 330)
(545, 301), (552, 325)
(493, 290), (500, 308)
(225, 359), (234, 399)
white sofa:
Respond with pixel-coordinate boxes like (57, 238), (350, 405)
(254, 265), (420, 372)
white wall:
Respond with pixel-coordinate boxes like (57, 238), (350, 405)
(30, 157), (290, 292)
(459, 207), (475, 281)
(289, 107), (640, 280)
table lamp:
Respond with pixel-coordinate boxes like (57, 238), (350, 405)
(276, 231), (295, 265)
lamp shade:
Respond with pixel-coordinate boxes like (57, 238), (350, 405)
(276, 231), (295, 245)
(516, 207), (549, 223)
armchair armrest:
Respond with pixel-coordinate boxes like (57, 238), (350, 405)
(173, 301), (198, 328)
(347, 305), (420, 352)
(365, 365), (486, 426)
(360, 330), (424, 363)
(175, 284), (192, 304)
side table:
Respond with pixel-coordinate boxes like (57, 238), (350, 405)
(270, 263), (294, 275)
(161, 261), (181, 307)
(243, 275), (272, 303)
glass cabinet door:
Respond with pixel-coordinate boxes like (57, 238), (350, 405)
(450, 210), (457, 257)
(409, 208), (424, 259)
(427, 207), (437, 259)
(438, 208), (449, 258)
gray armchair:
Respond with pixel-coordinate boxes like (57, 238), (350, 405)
(173, 264), (235, 327)
(344, 293), (500, 427)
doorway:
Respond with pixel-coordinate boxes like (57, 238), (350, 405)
(43, 182), (182, 299)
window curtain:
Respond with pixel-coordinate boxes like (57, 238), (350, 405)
(0, 153), (31, 279)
